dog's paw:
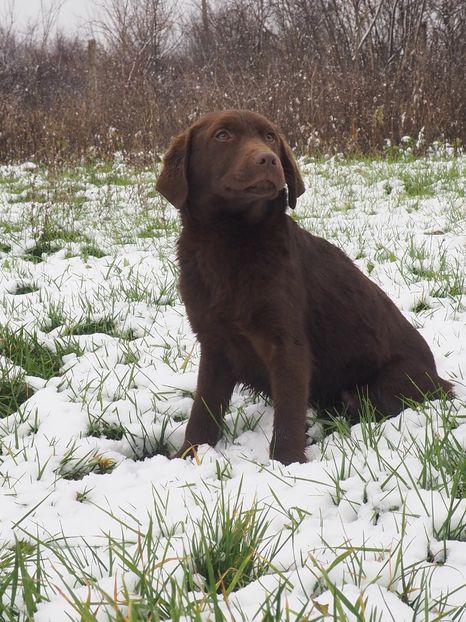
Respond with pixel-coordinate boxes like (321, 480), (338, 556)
(270, 445), (307, 466)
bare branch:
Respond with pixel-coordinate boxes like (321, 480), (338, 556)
(353, 0), (385, 59)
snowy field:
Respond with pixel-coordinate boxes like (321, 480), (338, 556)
(0, 151), (465, 621)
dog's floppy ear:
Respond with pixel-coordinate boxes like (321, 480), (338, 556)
(279, 135), (305, 209)
(156, 129), (192, 209)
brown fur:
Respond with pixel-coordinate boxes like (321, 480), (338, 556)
(156, 110), (452, 465)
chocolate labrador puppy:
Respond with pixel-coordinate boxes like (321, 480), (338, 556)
(156, 110), (452, 465)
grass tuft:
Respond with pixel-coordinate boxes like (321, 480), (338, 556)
(411, 300), (431, 313)
(63, 318), (123, 338)
(80, 243), (107, 260)
(0, 540), (42, 620)
(11, 283), (39, 295)
(0, 374), (33, 419)
(187, 491), (271, 595)
(58, 447), (117, 480)
(88, 421), (125, 441)
(0, 326), (82, 379)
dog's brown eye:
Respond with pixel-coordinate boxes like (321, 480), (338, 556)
(265, 132), (276, 143)
(214, 129), (231, 141)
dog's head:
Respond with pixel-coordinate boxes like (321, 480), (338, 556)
(156, 110), (305, 214)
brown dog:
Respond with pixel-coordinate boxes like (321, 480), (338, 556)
(156, 110), (452, 465)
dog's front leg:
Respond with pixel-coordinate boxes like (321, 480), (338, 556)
(174, 344), (236, 459)
(248, 333), (310, 465)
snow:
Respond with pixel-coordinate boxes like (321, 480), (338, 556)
(0, 154), (465, 620)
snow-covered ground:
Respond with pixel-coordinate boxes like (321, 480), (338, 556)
(0, 152), (465, 620)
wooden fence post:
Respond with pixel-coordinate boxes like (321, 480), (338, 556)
(87, 39), (97, 114)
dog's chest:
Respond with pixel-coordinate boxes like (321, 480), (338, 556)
(178, 235), (282, 333)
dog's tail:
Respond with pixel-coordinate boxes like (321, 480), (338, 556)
(433, 376), (455, 399)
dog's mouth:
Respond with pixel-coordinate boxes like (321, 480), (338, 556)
(225, 179), (279, 197)
(244, 180), (277, 194)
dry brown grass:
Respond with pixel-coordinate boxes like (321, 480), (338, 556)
(0, 0), (464, 163)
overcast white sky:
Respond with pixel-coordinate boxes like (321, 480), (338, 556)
(3, 0), (195, 36)
(4, 0), (95, 35)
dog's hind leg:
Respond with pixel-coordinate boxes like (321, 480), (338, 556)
(342, 358), (453, 422)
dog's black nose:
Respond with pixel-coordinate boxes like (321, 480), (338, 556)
(254, 152), (278, 167)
